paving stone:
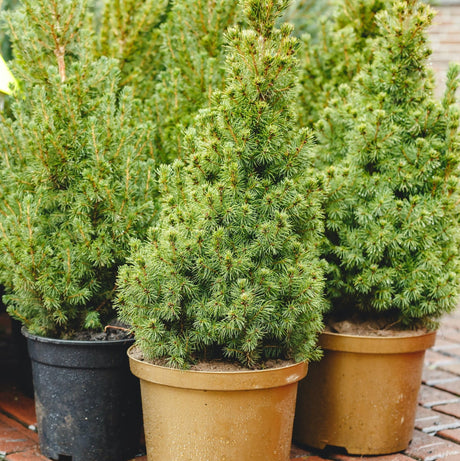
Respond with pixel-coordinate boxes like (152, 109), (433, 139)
(290, 444), (316, 457)
(423, 368), (460, 385)
(438, 428), (460, 444)
(415, 406), (460, 433)
(433, 402), (460, 419)
(0, 389), (36, 429)
(405, 430), (460, 461)
(440, 455), (460, 461)
(435, 379), (460, 397)
(5, 447), (49, 461)
(439, 362), (460, 377)
(328, 453), (414, 461)
(419, 385), (460, 407)
(290, 457), (332, 461)
(425, 350), (456, 367)
(433, 338), (460, 348)
(0, 414), (37, 456)
(437, 329), (460, 347)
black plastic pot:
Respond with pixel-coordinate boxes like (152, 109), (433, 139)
(23, 329), (142, 461)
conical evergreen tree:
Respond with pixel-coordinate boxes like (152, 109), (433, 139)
(323, 0), (460, 328)
(151, 0), (241, 163)
(116, 0), (326, 369)
(0, 0), (155, 338)
(297, 0), (389, 129)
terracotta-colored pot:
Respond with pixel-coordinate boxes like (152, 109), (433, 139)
(293, 330), (436, 455)
(128, 346), (308, 461)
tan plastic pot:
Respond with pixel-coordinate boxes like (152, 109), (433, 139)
(293, 330), (436, 455)
(128, 346), (308, 461)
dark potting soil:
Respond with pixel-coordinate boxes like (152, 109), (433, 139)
(70, 319), (134, 341)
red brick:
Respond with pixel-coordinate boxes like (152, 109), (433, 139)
(439, 362), (460, 376)
(291, 457), (332, 461)
(435, 379), (460, 396)
(415, 406), (460, 433)
(290, 444), (316, 457)
(433, 337), (460, 348)
(0, 388), (36, 428)
(437, 330), (460, 348)
(425, 350), (455, 367)
(405, 430), (460, 460)
(433, 402), (460, 419)
(419, 385), (460, 407)
(438, 428), (460, 444)
(5, 447), (50, 460)
(441, 456), (460, 461)
(328, 453), (413, 461)
(423, 368), (459, 385)
(0, 414), (37, 456)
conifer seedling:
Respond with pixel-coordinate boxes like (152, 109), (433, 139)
(0, 0), (155, 338)
(322, 0), (460, 328)
(116, 0), (326, 369)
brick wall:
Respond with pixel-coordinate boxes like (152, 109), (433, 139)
(429, 2), (460, 96)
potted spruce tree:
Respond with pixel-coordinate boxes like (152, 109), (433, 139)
(150, 0), (241, 163)
(297, 0), (390, 130)
(294, 0), (460, 455)
(116, 0), (326, 459)
(0, 0), (155, 459)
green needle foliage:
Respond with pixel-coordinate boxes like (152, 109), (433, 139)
(151, 0), (241, 163)
(323, 0), (460, 328)
(297, 0), (389, 129)
(88, 0), (171, 102)
(0, 0), (155, 338)
(283, 0), (332, 39)
(116, 0), (326, 369)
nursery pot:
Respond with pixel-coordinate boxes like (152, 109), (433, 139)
(293, 330), (436, 455)
(128, 346), (308, 461)
(23, 329), (142, 461)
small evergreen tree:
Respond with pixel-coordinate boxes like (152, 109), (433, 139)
(151, 0), (241, 163)
(0, 0), (155, 338)
(322, 0), (460, 328)
(297, 0), (389, 129)
(116, 0), (326, 369)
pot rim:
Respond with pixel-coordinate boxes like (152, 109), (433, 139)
(318, 329), (436, 354)
(22, 327), (135, 347)
(128, 345), (308, 391)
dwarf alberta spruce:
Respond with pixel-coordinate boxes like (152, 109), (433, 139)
(322, 0), (460, 328)
(297, 0), (389, 131)
(151, 0), (241, 164)
(116, 0), (326, 369)
(0, 0), (155, 338)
